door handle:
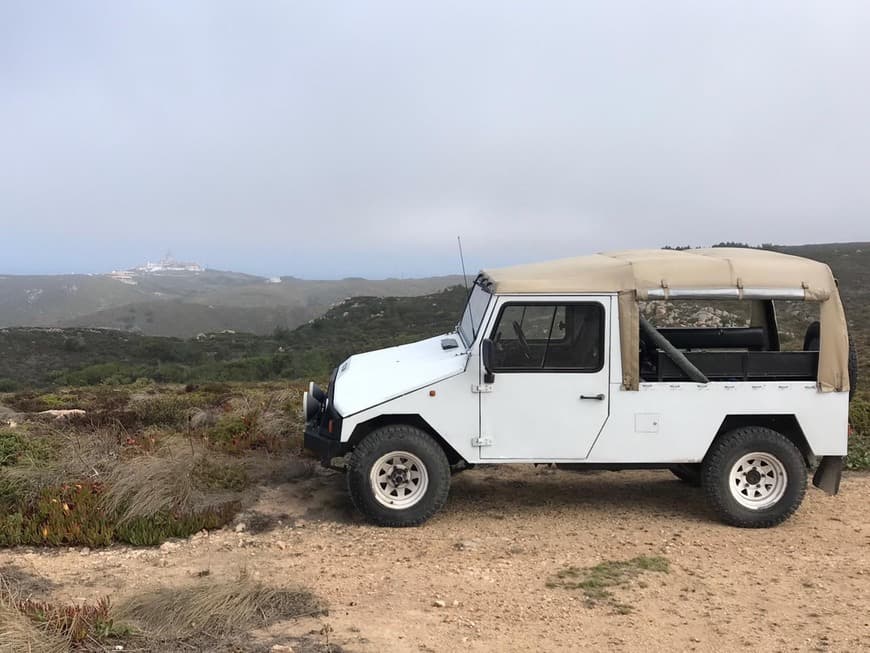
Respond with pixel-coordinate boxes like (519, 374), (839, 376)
(580, 393), (605, 401)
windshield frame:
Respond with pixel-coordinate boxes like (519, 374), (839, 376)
(457, 282), (492, 348)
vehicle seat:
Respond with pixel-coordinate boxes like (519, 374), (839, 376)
(803, 321), (821, 351)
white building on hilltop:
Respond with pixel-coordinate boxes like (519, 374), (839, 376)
(136, 255), (204, 273)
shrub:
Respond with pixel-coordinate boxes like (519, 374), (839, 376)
(192, 458), (249, 491)
(0, 430), (52, 467)
(117, 572), (321, 640)
(0, 576), (126, 649)
(3, 392), (78, 413)
(847, 396), (870, 470)
(0, 477), (239, 548)
(128, 394), (203, 428)
(114, 502), (239, 546)
(27, 483), (115, 547)
(0, 601), (67, 653)
(15, 595), (115, 643)
(0, 483), (113, 548)
(0, 378), (19, 393)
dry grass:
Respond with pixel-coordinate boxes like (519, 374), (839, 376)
(100, 447), (201, 523)
(0, 576), (68, 653)
(117, 572), (321, 641)
(33, 424), (125, 487)
(0, 603), (68, 653)
(1, 383), (312, 548)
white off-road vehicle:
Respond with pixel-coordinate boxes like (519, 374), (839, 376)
(304, 249), (856, 528)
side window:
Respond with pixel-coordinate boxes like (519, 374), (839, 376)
(490, 303), (604, 372)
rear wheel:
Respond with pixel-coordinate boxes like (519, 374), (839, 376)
(702, 426), (807, 528)
(346, 425), (450, 527)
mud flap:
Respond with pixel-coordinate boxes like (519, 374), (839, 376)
(812, 456), (844, 495)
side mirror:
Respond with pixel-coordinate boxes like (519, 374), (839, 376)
(481, 338), (496, 383)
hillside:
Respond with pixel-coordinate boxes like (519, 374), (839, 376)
(0, 286), (468, 388)
(0, 267), (464, 337)
(771, 242), (869, 379)
(0, 242), (867, 390)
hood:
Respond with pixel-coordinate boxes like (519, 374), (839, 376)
(331, 334), (469, 416)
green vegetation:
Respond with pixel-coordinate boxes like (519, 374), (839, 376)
(0, 383), (310, 548)
(0, 268), (462, 337)
(0, 285), (467, 388)
(116, 572), (321, 642)
(847, 393), (870, 470)
(547, 555), (670, 614)
(0, 429), (52, 466)
(0, 567), (318, 651)
(0, 585), (124, 652)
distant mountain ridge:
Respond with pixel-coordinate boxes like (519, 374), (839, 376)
(1, 242), (867, 342)
(0, 262), (465, 337)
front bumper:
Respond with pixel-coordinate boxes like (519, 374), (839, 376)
(304, 422), (347, 466)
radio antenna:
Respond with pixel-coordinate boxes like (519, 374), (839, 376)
(457, 236), (469, 292)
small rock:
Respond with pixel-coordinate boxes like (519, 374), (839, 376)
(433, 600), (446, 608)
(80, 547), (90, 555)
(235, 523), (247, 533)
(38, 409), (86, 419)
(271, 645), (294, 653)
(159, 541), (179, 552)
(455, 540), (479, 551)
(276, 540), (287, 551)
(452, 600), (460, 607)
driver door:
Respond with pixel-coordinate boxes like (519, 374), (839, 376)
(479, 296), (611, 460)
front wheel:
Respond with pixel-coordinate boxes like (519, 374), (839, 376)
(701, 426), (807, 528)
(346, 425), (451, 527)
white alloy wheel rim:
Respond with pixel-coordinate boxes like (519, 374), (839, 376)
(729, 452), (788, 510)
(370, 451), (429, 510)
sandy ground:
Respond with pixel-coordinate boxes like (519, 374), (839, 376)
(2, 466), (869, 653)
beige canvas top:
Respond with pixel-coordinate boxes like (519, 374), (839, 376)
(481, 248), (849, 393)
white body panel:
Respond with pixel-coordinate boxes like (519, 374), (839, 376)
(335, 292), (849, 463)
(479, 295), (612, 459)
(333, 334), (468, 417)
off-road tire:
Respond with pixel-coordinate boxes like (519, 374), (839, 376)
(669, 463), (702, 486)
(702, 426), (807, 528)
(346, 425), (450, 527)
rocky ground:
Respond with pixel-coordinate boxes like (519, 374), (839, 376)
(2, 466), (869, 652)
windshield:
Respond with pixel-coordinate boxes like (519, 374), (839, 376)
(457, 283), (491, 347)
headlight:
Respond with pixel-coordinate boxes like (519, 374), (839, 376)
(302, 391), (323, 422)
(309, 381), (326, 402)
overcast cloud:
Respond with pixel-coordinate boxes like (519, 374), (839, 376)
(1, 1), (869, 278)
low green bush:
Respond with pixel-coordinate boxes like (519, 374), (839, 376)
(192, 458), (249, 491)
(0, 378), (19, 392)
(0, 483), (113, 547)
(847, 396), (870, 470)
(0, 479), (239, 548)
(0, 431), (52, 467)
(114, 502), (240, 546)
(3, 392), (78, 413)
(128, 394), (205, 427)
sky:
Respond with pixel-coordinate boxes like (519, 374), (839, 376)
(1, 1), (869, 278)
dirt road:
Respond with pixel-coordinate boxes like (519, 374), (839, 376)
(3, 467), (869, 652)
